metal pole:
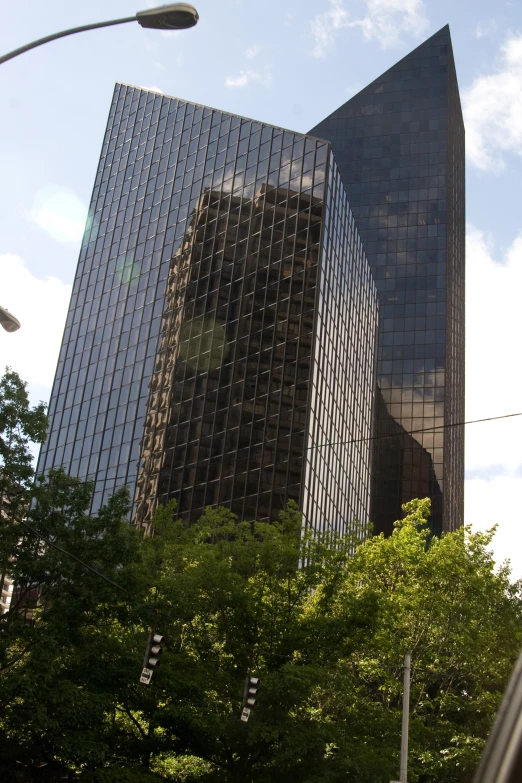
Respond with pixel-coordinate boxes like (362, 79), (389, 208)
(400, 653), (411, 783)
(0, 16), (136, 65)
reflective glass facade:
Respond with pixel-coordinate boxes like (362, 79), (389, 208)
(309, 25), (465, 535)
(38, 85), (377, 536)
(302, 159), (377, 536)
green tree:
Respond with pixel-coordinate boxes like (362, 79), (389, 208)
(0, 371), (521, 782)
(1, 490), (521, 782)
(0, 469), (151, 779)
(130, 501), (375, 782)
(0, 368), (48, 602)
(0, 483), (373, 781)
(313, 498), (522, 782)
(0, 367), (47, 520)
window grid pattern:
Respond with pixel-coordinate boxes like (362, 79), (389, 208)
(39, 84), (377, 532)
(443, 45), (465, 532)
(303, 154), (378, 536)
(309, 25), (465, 535)
(133, 99), (376, 530)
(134, 110), (327, 526)
(37, 84), (212, 513)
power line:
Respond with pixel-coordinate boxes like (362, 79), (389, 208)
(13, 411), (522, 604)
(17, 519), (130, 596)
(7, 516), (512, 682)
(306, 411), (522, 453)
(3, 521), (492, 676)
(40, 412), (522, 483)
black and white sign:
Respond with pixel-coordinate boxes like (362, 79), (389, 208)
(140, 667), (153, 685)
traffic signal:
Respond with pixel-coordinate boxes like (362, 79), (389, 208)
(147, 633), (165, 668)
(140, 631), (165, 685)
(240, 674), (260, 721)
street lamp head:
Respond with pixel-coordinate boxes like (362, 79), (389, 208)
(136, 3), (199, 30)
(0, 305), (21, 333)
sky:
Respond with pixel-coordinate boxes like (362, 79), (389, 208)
(1, 0), (522, 576)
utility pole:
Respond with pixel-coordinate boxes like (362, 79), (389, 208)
(400, 653), (411, 783)
(391, 652), (411, 783)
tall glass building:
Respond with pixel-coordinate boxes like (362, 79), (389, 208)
(37, 26), (465, 538)
(309, 25), (465, 535)
(37, 86), (378, 537)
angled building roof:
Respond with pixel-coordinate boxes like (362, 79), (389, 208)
(309, 26), (465, 536)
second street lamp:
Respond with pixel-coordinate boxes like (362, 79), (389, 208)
(0, 306), (21, 333)
(0, 4), (199, 65)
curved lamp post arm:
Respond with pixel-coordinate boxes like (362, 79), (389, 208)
(0, 16), (136, 65)
(0, 4), (199, 65)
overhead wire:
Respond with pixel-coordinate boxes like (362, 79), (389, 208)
(305, 411), (522, 452)
(16, 518), (130, 596)
(7, 410), (521, 613)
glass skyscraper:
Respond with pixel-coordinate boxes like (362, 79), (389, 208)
(309, 25), (465, 535)
(37, 86), (378, 537)
(37, 26), (465, 538)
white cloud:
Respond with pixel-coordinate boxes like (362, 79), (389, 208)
(141, 85), (164, 94)
(466, 478), (522, 580)
(152, 61), (166, 70)
(474, 19), (497, 40)
(245, 44), (261, 60)
(357, 0), (429, 48)
(311, 0), (350, 58)
(466, 464), (508, 481)
(463, 34), (522, 172)
(465, 225), (522, 579)
(28, 185), (86, 244)
(225, 69), (272, 89)
(310, 0), (429, 58)
(465, 225), (522, 435)
(0, 254), (71, 402)
(226, 46), (270, 89)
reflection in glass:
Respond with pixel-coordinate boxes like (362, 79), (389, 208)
(309, 25), (465, 535)
(38, 85), (378, 538)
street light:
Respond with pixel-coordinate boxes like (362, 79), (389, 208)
(0, 4), (199, 65)
(0, 306), (21, 333)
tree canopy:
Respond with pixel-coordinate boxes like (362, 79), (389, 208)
(1, 369), (521, 782)
(0, 368), (48, 578)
